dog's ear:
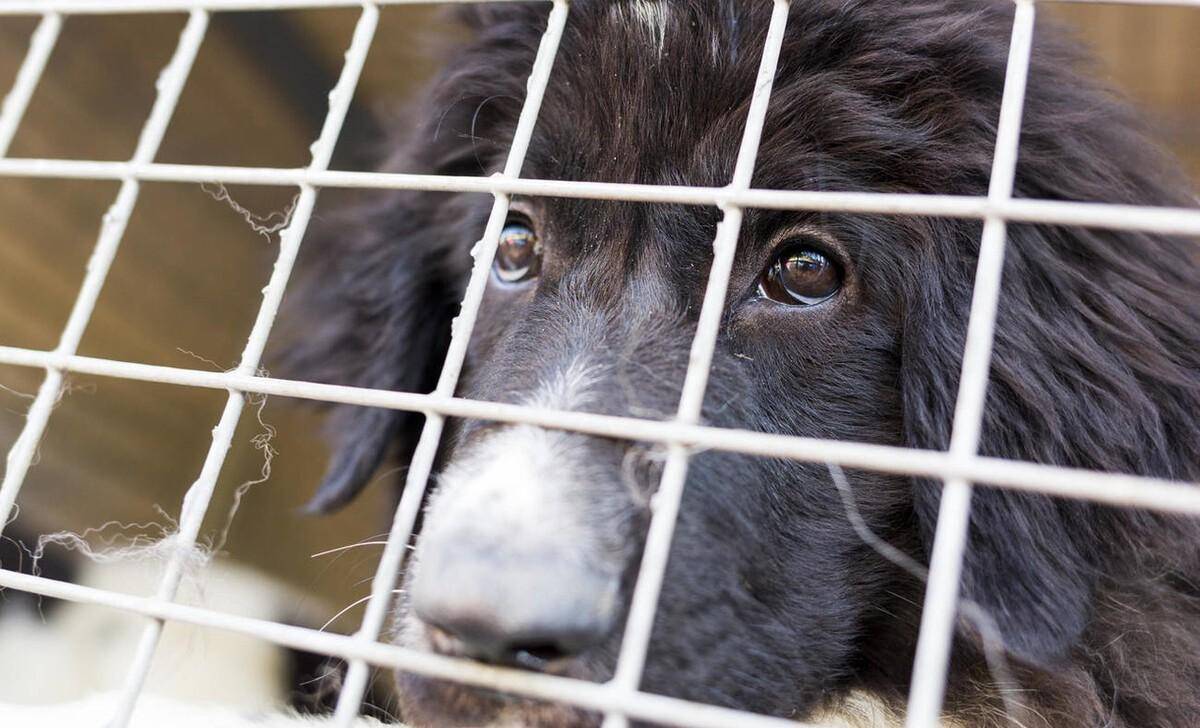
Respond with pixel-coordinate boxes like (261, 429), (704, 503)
(898, 233), (1095, 666)
(279, 7), (541, 513)
(890, 20), (1200, 663)
(281, 190), (464, 514)
(899, 208), (1199, 666)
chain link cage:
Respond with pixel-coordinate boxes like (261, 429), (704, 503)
(0, 1), (1198, 727)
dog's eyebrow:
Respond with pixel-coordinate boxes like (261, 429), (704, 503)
(744, 209), (827, 247)
(763, 224), (842, 252)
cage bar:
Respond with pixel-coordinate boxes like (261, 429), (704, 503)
(0, 564), (827, 728)
(0, 159), (1197, 236)
(602, 4), (791, 726)
(328, 2), (569, 724)
(0, 9), (209, 543)
(0, 0), (547, 14)
(0, 344), (1195, 516)
(905, 3), (1037, 726)
(0, 13), (61, 157)
(5, 0), (1200, 14)
(105, 7), (378, 727)
(0, 0), (1194, 727)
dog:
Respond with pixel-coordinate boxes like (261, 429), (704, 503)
(283, 1), (1200, 726)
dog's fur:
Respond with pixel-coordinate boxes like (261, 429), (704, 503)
(283, 1), (1200, 726)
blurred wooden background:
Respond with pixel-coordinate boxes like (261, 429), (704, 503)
(0, 2), (1196, 640)
(0, 6), (453, 631)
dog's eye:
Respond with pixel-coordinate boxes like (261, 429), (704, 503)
(494, 221), (541, 284)
(758, 245), (842, 306)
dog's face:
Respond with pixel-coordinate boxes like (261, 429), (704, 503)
(287, 2), (1200, 726)
(392, 6), (920, 724)
(399, 200), (913, 724)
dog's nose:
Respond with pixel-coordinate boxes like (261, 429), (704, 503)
(412, 541), (618, 667)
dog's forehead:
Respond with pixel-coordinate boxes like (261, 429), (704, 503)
(494, 0), (936, 281)
(607, 1), (671, 58)
(528, 0), (766, 189)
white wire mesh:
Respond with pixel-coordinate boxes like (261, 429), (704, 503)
(905, 3), (1036, 723)
(0, 1), (1196, 728)
(603, 5), (792, 726)
(329, 2), (569, 722)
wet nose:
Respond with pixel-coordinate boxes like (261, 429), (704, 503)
(412, 538), (618, 667)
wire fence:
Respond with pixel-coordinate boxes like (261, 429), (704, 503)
(0, 1), (1196, 727)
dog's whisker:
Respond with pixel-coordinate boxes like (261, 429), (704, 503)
(319, 589), (405, 634)
(319, 595), (373, 633)
(310, 541), (389, 559)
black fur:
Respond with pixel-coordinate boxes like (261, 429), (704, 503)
(283, 1), (1200, 725)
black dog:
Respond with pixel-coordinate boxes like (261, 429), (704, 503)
(284, 1), (1200, 725)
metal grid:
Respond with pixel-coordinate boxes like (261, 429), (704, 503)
(0, 1), (1197, 727)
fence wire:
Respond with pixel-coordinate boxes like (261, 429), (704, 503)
(0, 2), (1196, 728)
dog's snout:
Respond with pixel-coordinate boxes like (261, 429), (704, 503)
(407, 426), (628, 669)
(412, 544), (617, 666)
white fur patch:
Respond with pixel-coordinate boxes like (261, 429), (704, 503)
(424, 425), (581, 549)
(630, 0), (668, 37)
(611, 0), (670, 57)
(812, 691), (903, 728)
(813, 690), (967, 728)
(526, 357), (599, 411)
(423, 356), (601, 550)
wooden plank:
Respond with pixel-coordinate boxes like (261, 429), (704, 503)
(1044, 4), (1200, 183)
